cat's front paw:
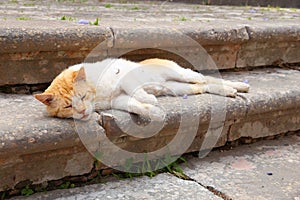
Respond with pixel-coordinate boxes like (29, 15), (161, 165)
(139, 94), (158, 105)
(234, 82), (250, 93)
(225, 88), (238, 98)
(142, 105), (166, 121)
(150, 106), (166, 121)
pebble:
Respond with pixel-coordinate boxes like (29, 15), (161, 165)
(249, 9), (257, 13)
(77, 19), (89, 25)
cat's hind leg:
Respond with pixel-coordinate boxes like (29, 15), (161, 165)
(163, 81), (237, 97)
(161, 81), (206, 96)
(205, 76), (249, 92)
(132, 88), (158, 105)
(124, 88), (157, 105)
(168, 67), (206, 84)
(121, 81), (158, 105)
(141, 58), (206, 84)
(204, 84), (237, 97)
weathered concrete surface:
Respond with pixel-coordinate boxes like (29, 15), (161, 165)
(0, 95), (95, 192)
(182, 133), (300, 200)
(150, 0), (300, 8)
(13, 173), (222, 200)
(0, 0), (299, 86)
(1, 68), (300, 192)
(11, 132), (300, 200)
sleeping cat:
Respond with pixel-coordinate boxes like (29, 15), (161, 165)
(34, 58), (249, 121)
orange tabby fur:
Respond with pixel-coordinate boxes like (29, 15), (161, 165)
(35, 58), (249, 120)
(35, 68), (95, 119)
(35, 59), (169, 119)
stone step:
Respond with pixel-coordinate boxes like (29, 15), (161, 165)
(10, 134), (300, 200)
(1, 68), (300, 192)
(0, 1), (300, 88)
(151, 0), (300, 8)
(1, 0), (300, 196)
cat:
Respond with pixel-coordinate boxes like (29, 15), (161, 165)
(34, 58), (249, 121)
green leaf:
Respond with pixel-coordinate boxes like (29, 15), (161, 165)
(21, 185), (34, 196)
(93, 18), (99, 25)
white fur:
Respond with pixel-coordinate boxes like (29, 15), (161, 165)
(70, 58), (249, 121)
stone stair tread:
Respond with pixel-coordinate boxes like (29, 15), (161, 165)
(1, 0), (300, 193)
(1, 67), (300, 191)
(1, 67), (300, 156)
(1, 1), (300, 86)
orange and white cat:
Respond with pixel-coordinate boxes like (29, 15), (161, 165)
(35, 58), (249, 121)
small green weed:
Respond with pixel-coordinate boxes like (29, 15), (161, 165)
(289, 8), (298, 11)
(23, 3), (35, 6)
(21, 185), (34, 197)
(87, 18), (100, 25)
(131, 6), (140, 10)
(16, 17), (32, 20)
(9, 0), (18, 3)
(266, 5), (282, 11)
(60, 15), (76, 21)
(1, 192), (6, 200)
(114, 153), (187, 179)
(104, 3), (113, 8)
(59, 181), (75, 189)
(174, 16), (189, 21)
(92, 17), (99, 25)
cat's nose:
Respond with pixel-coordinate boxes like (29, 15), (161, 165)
(79, 109), (86, 114)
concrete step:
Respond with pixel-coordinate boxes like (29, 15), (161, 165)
(1, 0), (300, 197)
(154, 0), (300, 8)
(10, 133), (300, 200)
(1, 68), (300, 193)
(0, 0), (300, 89)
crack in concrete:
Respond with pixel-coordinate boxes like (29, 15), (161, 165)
(108, 27), (115, 48)
(236, 93), (251, 116)
(171, 172), (232, 200)
(244, 26), (252, 40)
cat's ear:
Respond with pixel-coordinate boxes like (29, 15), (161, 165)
(34, 93), (54, 106)
(74, 67), (86, 82)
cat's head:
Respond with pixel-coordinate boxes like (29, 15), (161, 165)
(34, 67), (96, 121)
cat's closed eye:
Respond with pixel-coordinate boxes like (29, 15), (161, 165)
(64, 105), (72, 109)
(81, 94), (86, 101)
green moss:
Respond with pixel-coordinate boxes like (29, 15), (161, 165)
(23, 3), (35, 6)
(174, 16), (189, 21)
(104, 3), (113, 8)
(21, 185), (34, 197)
(9, 0), (18, 3)
(16, 17), (32, 20)
(90, 17), (100, 25)
(60, 15), (76, 21)
(131, 6), (140, 10)
(59, 181), (75, 189)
